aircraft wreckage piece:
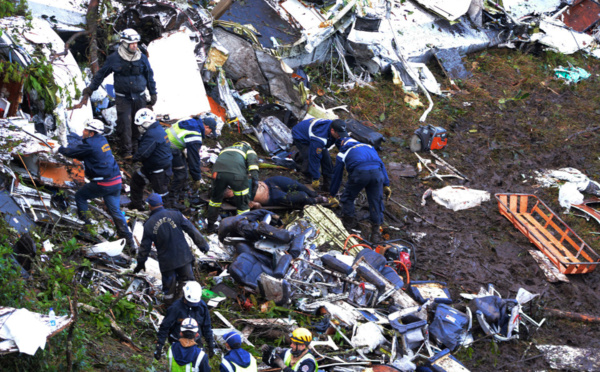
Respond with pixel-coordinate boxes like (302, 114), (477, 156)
(301, 205), (360, 254)
(571, 198), (600, 226)
(528, 250), (569, 283)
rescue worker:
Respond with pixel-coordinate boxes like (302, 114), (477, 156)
(206, 141), (259, 233)
(220, 331), (257, 372)
(329, 136), (391, 243)
(167, 318), (210, 372)
(262, 328), (317, 372)
(223, 176), (327, 209)
(134, 194), (209, 304)
(167, 116), (217, 204)
(55, 119), (134, 248)
(129, 108), (174, 210)
(79, 28), (157, 158)
(291, 119), (348, 191)
(155, 281), (215, 362)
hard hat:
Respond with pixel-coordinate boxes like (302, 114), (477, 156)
(183, 281), (202, 304)
(120, 28), (141, 44)
(84, 119), (105, 133)
(290, 328), (312, 345)
(181, 318), (199, 333)
(134, 108), (156, 126)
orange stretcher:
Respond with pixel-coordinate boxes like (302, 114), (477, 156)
(495, 193), (600, 274)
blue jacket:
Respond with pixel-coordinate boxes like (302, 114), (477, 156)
(133, 121), (173, 171)
(59, 134), (121, 182)
(292, 119), (337, 180)
(170, 342), (210, 372)
(139, 206), (209, 272)
(220, 348), (254, 372)
(167, 118), (205, 181)
(330, 137), (390, 196)
(88, 51), (157, 98)
(158, 298), (215, 349)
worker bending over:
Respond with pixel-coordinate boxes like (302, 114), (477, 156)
(220, 331), (257, 372)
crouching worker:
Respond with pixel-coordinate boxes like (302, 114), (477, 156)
(220, 331), (257, 372)
(168, 318), (211, 372)
(261, 328), (317, 372)
(156, 281), (215, 362)
(55, 119), (135, 249)
(134, 193), (209, 305)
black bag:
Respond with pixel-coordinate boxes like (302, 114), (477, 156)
(252, 103), (299, 129)
(344, 119), (386, 150)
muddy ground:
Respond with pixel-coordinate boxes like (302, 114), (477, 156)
(322, 47), (600, 370)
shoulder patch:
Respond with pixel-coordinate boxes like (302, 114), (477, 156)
(316, 148), (322, 154)
(302, 365), (309, 372)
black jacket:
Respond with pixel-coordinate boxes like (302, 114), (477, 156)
(133, 121), (173, 171)
(157, 298), (214, 349)
(138, 207), (209, 272)
(88, 51), (157, 98)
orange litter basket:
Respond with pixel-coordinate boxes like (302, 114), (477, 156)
(495, 193), (600, 274)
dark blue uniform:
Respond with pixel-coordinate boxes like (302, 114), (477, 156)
(138, 206), (209, 303)
(157, 298), (215, 350)
(59, 134), (132, 243)
(88, 51), (157, 156)
(331, 137), (390, 225)
(131, 121), (174, 208)
(167, 118), (205, 199)
(292, 119), (336, 187)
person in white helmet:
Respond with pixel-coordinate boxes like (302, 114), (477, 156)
(167, 318), (211, 372)
(155, 281), (215, 362)
(78, 28), (157, 159)
(55, 119), (135, 248)
(129, 108), (173, 210)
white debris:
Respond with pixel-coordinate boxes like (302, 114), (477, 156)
(431, 186), (490, 211)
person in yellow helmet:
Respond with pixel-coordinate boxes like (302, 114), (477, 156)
(261, 328), (317, 372)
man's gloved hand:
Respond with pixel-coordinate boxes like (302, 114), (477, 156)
(312, 179), (320, 189)
(192, 179), (203, 190)
(133, 261), (146, 274)
(328, 197), (340, 208)
(149, 94), (158, 107)
(154, 344), (163, 361)
(207, 347), (215, 358)
(261, 345), (274, 363)
(81, 87), (93, 98)
(383, 186), (392, 201)
(273, 356), (286, 369)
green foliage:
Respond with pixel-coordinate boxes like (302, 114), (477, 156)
(0, 0), (29, 18)
(0, 243), (29, 307)
(63, 237), (80, 255)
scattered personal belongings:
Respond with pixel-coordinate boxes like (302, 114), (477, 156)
(554, 65), (591, 84)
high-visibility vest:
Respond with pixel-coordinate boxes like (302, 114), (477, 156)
(168, 347), (205, 372)
(220, 354), (258, 372)
(283, 349), (318, 372)
(167, 123), (202, 150)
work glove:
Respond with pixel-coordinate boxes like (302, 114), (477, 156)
(383, 186), (392, 201)
(328, 197), (340, 208)
(312, 179), (320, 189)
(81, 86), (93, 98)
(154, 344), (163, 361)
(133, 261), (146, 274)
(261, 345), (275, 363)
(149, 94), (158, 107)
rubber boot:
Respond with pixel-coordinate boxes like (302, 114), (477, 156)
(370, 224), (382, 244)
(342, 215), (357, 230)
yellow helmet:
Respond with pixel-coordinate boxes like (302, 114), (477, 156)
(291, 328), (312, 345)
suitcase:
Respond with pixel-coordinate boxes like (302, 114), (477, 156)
(344, 119), (386, 150)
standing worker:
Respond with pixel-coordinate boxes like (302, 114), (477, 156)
(55, 119), (135, 249)
(329, 136), (391, 243)
(155, 281), (215, 362)
(167, 116), (217, 205)
(261, 328), (317, 372)
(78, 29), (157, 159)
(205, 141), (259, 233)
(134, 194), (209, 305)
(129, 108), (173, 210)
(220, 331), (257, 372)
(167, 318), (211, 372)
(291, 119), (348, 191)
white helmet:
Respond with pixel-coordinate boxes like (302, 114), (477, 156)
(134, 108), (156, 126)
(120, 28), (141, 44)
(181, 318), (199, 333)
(84, 119), (104, 133)
(183, 281), (202, 304)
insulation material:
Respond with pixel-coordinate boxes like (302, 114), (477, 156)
(351, 322), (386, 352)
(148, 30), (211, 120)
(558, 182), (584, 210)
(431, 186), (490, 211)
